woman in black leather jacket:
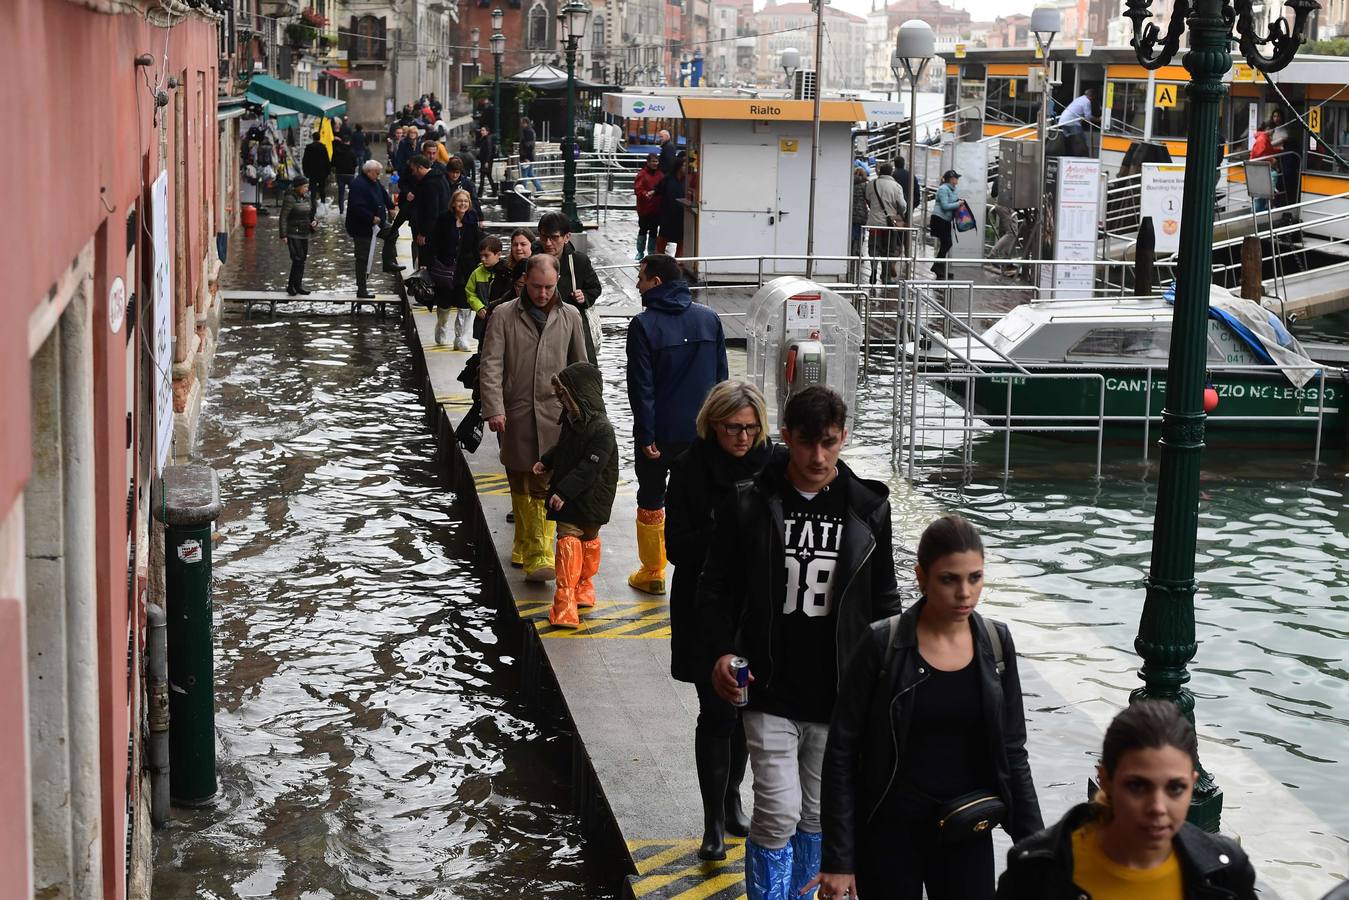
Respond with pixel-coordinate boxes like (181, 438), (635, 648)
(810, 515), (1042, 900)
(997, 700), (1256, 900)
(665, 380), (773, 862)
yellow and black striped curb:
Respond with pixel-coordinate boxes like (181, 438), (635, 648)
(628, 838), (747, 899)
(514, 596), (671, 639)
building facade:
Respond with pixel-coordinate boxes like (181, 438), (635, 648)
(753, 1), (868, 90)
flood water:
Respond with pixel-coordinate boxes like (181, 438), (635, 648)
(152, 220), (614, 899)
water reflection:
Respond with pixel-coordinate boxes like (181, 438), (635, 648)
(152, 312), (612, 899)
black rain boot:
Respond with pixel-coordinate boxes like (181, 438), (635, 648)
(724, 717), (750, 838)
(695, 729), (730, 861)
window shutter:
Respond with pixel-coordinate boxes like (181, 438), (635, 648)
(376, 16), (388, 60)
(346, 16), (358, 58)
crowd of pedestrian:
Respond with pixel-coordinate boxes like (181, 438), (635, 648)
(629, 130), (690, 261)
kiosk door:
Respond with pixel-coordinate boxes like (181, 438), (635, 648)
(700, 140), (778, 277)
(771, 127), (814, 274)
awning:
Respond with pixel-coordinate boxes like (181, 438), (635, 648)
(244, 73), (346, 118)
(507, 62), (612, 91)
(266, 103), (301, 131)
(321, 68), (364, 88)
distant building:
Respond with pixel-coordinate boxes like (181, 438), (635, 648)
(865, 0), (971, 90)
(753, 1), (869, 89)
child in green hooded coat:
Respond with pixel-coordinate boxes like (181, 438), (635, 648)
(532, 361), (619, 628)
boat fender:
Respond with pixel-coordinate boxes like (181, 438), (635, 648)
(1204, 385), (1219, 413)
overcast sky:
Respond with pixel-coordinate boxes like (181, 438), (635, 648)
(765, 0), (1027, 26)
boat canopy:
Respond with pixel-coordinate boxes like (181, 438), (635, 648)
(1163, 284), (1320, 387)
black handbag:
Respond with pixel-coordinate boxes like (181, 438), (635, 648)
(936, 790), (1006, 844)
(456, 400), (485, 452)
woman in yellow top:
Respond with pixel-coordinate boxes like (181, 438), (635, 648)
(996, 700), (1257, 900)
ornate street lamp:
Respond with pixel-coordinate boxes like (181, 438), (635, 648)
(1124, 0), (1317, 831)
(560, 0), (592, 231)
(1029, 5), (1060, 287)
(491, 8), (505, 141)
(892, 19), (934, 281)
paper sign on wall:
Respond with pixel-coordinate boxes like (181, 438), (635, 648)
(151, 170), (174, 475)
(1140, 163), (1185, 254)
(785, 294), (822, 331)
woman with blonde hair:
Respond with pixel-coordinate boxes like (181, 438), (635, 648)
(666, 379), (775, 861)
(427, 188), (481, 348)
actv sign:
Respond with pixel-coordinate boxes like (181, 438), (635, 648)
(624, 97), (679, 117)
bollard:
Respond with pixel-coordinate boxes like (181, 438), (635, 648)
(1240, 234), (1263, 301)
(1135, 216), (1156, 297)
(152, 464), (223, 807)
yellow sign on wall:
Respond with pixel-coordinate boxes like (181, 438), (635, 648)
(1155, 83), (1178, 108)
(779, 138), (799, 153)
(1308, 106), (1322, 134)
(954, 43), (967, 59)
(1009, 79), (1017, 99)
(1106, 82), (1115, 107)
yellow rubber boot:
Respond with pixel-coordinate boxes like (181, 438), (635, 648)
(578, 537), (601, 609)
(627, 508), (667, 595)
(523, 497), (556, 582)
(509, 492), (526, 568)
(549, 536), (583, 628)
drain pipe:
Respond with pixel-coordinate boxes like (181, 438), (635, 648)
(147, 602), (171, 827)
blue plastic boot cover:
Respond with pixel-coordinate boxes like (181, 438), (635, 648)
(745, 839), (795, 900)
(791, 829), (823, 898)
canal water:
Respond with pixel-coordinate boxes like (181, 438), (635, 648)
(152, 222), (614, 898)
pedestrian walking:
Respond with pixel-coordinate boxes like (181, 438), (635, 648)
(302, 131), (333, 206)
(464, 235), (515, 342)
(446, 156), (482, 218)
(428, 189), (482, 349)
(697, 386), (904, 899)
(666, 380), (771, 860)
(634, 153), (664, 261)
(532, 361), (619, 628)
(658, 128), (678, 174)
(351, 124), (368, 165)
(479, 254), (589, 582)
(519, 117), (544, 192)
(865, 161), (907, 285)
(809, 515), (1043, 900)
(850, 167), (868, 279)
(931, 169), (961, 279)
(345, 160), (394, 300)
(510, 227), (534, 268)
(1057, 87), (1098, 158)
(536, 211), (602, 364)
(624, 253), (727, 596)
(278, 175), (315, 296)
(476, 125), (498, 197)
(410, 149), (451, 244)
(996, 699), (1255, 900)
(332, 137), (357, 215)
(656, 156), (688, 256)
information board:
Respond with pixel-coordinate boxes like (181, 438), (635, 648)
(151, 170), (174, 474)
(1140, 164), (1185, 254)
(1040, 157), (1102, 299)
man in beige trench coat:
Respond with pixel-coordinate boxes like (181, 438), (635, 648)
(479, 253), (589, 581)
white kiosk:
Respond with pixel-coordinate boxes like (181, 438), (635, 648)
(604, 91), (912, 280)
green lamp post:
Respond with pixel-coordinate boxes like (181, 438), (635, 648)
(1123, 0), (1318, 831)
(559, 0), (591, 232)
(491, 9), (505, 142)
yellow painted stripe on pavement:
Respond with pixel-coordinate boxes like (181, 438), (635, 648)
(630, 840), (746, 897)
(668, 872), (747, 900)
(633, 840), (701, 875)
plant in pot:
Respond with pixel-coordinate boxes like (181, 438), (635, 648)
(285, 21), (318, 49)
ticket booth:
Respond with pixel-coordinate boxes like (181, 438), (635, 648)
(604, 91), (910, 280)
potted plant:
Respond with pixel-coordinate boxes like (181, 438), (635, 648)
(285, 21), (318, 48)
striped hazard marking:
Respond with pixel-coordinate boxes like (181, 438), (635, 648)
(515, 596), (671, 639)
(472, 472), (513, 495)
(628, 838), (747, 898)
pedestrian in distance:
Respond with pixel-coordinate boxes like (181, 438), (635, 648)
(865, 161), (907, 285)
(850, 166), (868, 280)
(456, 141), (477, 182)
(509, 227), (534, 270)
(930, 169), (962, 280)
(331, 136), (357, 215)
(809, 514), (1043, 900)
(658, 128), (678, 174)
(625, 253), (727, 596)
(665, 379), (772, 860)
(410, 148), (451, 244)
(279, 175), (316, 296)
(479, 254), (588, 582)
(301, 131), (333, 206)
(465, 235), (515, 342)
(518, 117), (543, 192)
(634, 152), (665, 261)
(476, 125), (499, 197)
(427, 188), (482, 349)
(446, 155), (482, 218)
(1057, 86), (1098, 158)
(532, 361), (619, 628)
(536, 211), (603, 364)
(351, 124), (368, 166)
(996, 699), (1256, 900)
(697, 386), (904, 900)
(345, 160), (394, 300)
(656, 155), (688, 256)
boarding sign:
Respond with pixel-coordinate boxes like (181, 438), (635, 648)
(1140, 164), (1185, 254)
(1040, 157), (1102, 299)
(151, 170), (174, 474)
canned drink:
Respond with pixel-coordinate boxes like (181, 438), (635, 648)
(730, 657), (750, 707)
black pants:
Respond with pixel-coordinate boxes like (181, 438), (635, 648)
(286, 237), (309, 290)
(869, 228), (896, 284)
(633, 441), (689, 509)
(312, 173), (329, 205)
(694, 679), (738, 739)
(353, 233), (372, 293)
(637, 213), (660, 249)
(856, 814), (994, 900)
(336, 174), (353, 213)
(930, 215), (954, 279)
(479, 159), (496, 196)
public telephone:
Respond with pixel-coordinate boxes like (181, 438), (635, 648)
(780, 330), (828, 403)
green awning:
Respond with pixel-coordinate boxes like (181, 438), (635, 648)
(244, 73), (346, 118)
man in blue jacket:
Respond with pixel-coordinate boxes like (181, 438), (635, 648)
(345, 160), (394, 299)
(625, 253), (728, 595)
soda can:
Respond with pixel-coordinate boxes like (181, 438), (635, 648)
(730, 657), (750, 708)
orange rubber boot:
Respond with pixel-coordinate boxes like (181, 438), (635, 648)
(549, 536), (583, 628)
(577, 537), (601, 609)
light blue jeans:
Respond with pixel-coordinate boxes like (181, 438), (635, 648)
(743, 710), (828, 849)
(519, 161), (543, 193)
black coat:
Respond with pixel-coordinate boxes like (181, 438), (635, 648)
(344, 172), (392, 237)
(540, 363), (619, 527)
(519, 126), (537, 162)
(427, 211), (482, 308)
(665, 437), (772, 682)
(819, 599), (1043, 874)
(476, 132), (497, 164)
(411, 163), (451, 236)
(696, 456), (904, 703)
(995, 803), (1256, 900)
(331, 141), (357, 176)
(553, 244), (603, 364)
(301, 142), (331, 181)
